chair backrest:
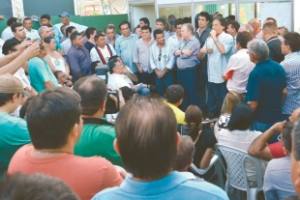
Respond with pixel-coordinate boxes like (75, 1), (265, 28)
(217, 144), (264, 191)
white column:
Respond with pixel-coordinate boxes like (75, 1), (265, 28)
(294, 0), (300, 33)
(11, 0), (24, 18)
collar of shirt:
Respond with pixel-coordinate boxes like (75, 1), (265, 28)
(267, 36), (279, 43)
(120, 171), (195, 195)
(285, 51), (300, 60)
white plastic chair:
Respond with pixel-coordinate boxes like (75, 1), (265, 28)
(217, 144), (265, 200)
(190, 154), (219, 176)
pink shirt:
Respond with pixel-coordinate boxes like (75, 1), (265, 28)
(8, 144), (122, 200)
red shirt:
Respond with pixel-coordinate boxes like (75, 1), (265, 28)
(268, 142), (286, 158)
(8, 144), (122, 200)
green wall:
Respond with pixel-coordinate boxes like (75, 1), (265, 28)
(0, 14), (128, 35)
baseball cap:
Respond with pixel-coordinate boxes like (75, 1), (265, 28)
(59, 11), (70, 18)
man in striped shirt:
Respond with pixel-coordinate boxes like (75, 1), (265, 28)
(281, 32), (300, 118)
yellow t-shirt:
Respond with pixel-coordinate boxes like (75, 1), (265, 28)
(165, 102), (186, 125)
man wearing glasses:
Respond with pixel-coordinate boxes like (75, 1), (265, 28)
(115, 21), (138, 74)
(150, 29), (174, 96)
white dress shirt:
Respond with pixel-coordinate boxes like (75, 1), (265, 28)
(1, 27), (14, 41)
(224, 48), (255, 94)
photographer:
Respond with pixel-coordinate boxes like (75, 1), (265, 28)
(73, 75), (123, 166)
(107, 56), (149, 96)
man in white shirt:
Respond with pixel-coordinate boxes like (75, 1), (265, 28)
(23, 17), (40, 41)
(107, 56), (149, 95)
(54, 11), (87, 41)
(61, 26), (76, 56)
(1, 17), (17, 41)
(90, 32), (116, 69)
(224, 31), (254, 97)
(150, 29), (174, 96)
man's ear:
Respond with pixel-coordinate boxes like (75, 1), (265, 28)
(114, 139), (121, 155)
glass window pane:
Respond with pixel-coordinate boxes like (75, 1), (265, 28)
(194, 3), (234, 17)
(159, 6), (191, 19)
(239, 3), (255, 25)
(257, 2), (292, 30)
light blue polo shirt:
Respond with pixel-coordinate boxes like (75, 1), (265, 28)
(0, 112), (31, 176)
(92, 171), (229, 200)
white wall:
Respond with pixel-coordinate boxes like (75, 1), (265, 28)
(130, 4), (156, 28)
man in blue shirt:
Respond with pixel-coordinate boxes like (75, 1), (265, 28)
(246, 39), (286, 132)
(115, 21), (138, 73)
(0, 74), (31, 176)
(67, 31), (92, 82)
(92, 97), (229, 200)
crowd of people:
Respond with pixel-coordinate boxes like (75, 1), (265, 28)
(0, 10), (300, 200)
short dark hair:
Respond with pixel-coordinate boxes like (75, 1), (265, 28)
(11, 22), (23, 33)
(263, 21), (278, 33)
(156, 18), (167, 26)
(40, 14), (51, 21)
(165, 84), (184, 104)
(228, 103), (254, 131)
(26, 88), (81, 149)
(94, 31), (106, 41)
(43, 36), (54, 44)
(70, 31), (81, 42)
(0, 173), (79, 200)
(115, 96), (177, 179)
(283, 32), (300, 52)
(85, 27), (96, 39)
(107, 56), (120, 73)
(226, 15), (236, 22)
(119, 21), (131, 29)
(23, 17), (32, 23)
(227, 20), (240, 32)
(195, 12), (211, 29)
(236, 31), (253, 49)
(2, 38), (21, 55)
(265, 17), (277, 26)
(73, 76), (107, 116)
(141, 26), (152, 32)
(65, 26), (76, 38)
(153, 29), (164, 39)
(0, 93), (14, 107)
(139, 17), (150, 26)
(7, 17), (17, 26)
(175, 18), (184, 27)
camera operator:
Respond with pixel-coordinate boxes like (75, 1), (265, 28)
(107, 56), (150, 96)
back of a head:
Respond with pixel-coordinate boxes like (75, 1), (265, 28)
(174, 135), (195, 171)
(65, 26), (76, 38)
(73, 76), (107, 116)
(0, 74), (24, 107)
(26, 88), (81, 150)
(263, 21), (278, 34)
(185, 105), (203, 125)
(165, 84), (184, 104)
(115, 96), (177, 180)
(7, 17), (17, 27)
(236, 31), (253, 49)
(283, 32), (300, 52)
(0, 173), (79, 200)
(70, 31), (81, 42)
(228, 103), (254, 131)
(85, 27), (96, 39)
(247, 39), (269, 62)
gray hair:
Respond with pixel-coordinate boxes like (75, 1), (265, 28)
(247, 39), (269, 62)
